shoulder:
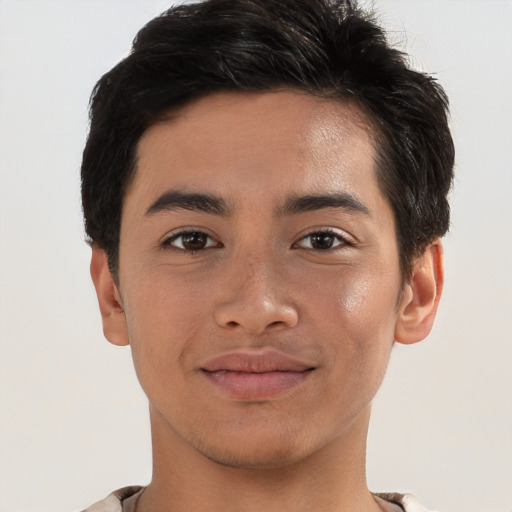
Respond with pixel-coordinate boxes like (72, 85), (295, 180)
(375, 492), (439, 512)
(81, 486), (144, 512)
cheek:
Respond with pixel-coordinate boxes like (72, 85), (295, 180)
(309, 263), (399, 326)
(124, 264), (205, 327)
(120, 268), (209, 376)
(305, 265), (400, 373)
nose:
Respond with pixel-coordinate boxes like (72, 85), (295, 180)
(213, 257), (299, 335)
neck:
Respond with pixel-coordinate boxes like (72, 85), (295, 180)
(138, 404), (382, 512)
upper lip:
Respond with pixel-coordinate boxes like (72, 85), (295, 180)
(201, 349), (315, 373)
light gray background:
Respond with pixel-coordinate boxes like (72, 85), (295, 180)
(1, 1), (511, 511)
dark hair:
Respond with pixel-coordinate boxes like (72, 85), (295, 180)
(81, 0), (454, 278)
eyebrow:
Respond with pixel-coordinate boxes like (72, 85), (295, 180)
(144, 189), (370, 218)
(277, 192), (370, 217)
(145, 190), (232, 217)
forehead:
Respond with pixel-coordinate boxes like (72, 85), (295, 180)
(129, 90), (380, 208)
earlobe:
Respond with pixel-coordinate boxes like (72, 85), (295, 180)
(394, 239), (444, 345)
(90, 244), (130, 347)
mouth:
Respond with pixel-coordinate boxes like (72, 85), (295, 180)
(201, 350), (315, 400)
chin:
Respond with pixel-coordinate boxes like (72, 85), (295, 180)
(197, 442), (309, 470)
(188, 422), (321, 471)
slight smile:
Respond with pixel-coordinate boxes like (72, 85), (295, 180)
(201, 350), (316, 400)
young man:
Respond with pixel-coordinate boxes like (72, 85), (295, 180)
(81, 0), (454, 511)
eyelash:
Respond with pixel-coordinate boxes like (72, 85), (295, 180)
(293, 228), (352, 251)
(161, 228), (352, 254)
(161, 230), (221, 255)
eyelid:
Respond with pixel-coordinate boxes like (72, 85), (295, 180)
(160, 227), (220, 251)
(293, 227), (354, 249)
(159, 226), (354, 253)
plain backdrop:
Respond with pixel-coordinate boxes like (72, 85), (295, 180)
(0, 1), (511, 511)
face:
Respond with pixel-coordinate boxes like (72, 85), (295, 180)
(113, 91), (412, 469)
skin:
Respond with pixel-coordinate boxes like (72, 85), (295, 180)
(91, 91), (443, 512)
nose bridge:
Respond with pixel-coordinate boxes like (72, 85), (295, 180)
(242, 250), (272, 292)
(213, 243), (298, 333)
(230, 246), (282, 308)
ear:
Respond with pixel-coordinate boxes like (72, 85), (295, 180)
(90, 244), (129, 346)
(394, 239), (444, 345)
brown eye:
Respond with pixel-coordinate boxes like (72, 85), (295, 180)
(181, 232), (208, 250)
(165, 231), (218, 251)
(309, 233), (336, 250)
(295, 230), (349, 251)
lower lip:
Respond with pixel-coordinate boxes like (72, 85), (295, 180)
(202, 370), (313, 400)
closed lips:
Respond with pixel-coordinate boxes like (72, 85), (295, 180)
(201, 350), (315, 373)
(200, 350), (316, 400)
